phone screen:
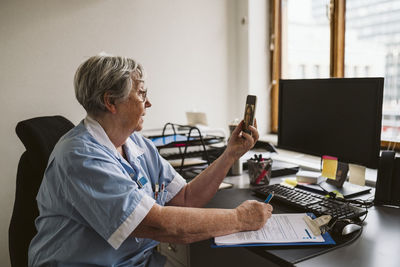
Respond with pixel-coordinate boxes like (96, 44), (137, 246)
(243, 95), (257, 134)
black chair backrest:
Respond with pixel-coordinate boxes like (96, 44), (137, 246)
(9, 116), (74, 267)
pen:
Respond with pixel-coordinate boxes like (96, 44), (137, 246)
(264, 191), (274, 203)
(255, 169), (267, 184)
(161, 182), (165, 199)
(155, 183), (159, 199)
(254, 161), (270, 185)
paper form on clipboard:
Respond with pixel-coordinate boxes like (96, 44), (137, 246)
(214, 213), (328, 246)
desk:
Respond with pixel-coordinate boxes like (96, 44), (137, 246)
(296, 205), (400, 267)
(161, 173), (400, 267)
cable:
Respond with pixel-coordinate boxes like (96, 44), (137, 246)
(316, 183), (330, 194)
(316, 183), (374, 208)
(335, 196), (374, 208)
(314, 183), (373, 224)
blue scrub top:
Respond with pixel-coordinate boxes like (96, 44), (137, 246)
(28, 116), (186, 266)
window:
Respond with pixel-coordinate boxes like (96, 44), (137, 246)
(281, 0), (330, 80)
(270, 0), (343, 132)
(345, 0), (400, 144)
(270, 0), (399, 149)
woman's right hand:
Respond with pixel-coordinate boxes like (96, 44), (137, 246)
(235, 200), (273, 231)
(225, 120), (259, 162)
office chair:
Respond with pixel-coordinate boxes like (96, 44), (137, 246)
(9, 116), (74, 267)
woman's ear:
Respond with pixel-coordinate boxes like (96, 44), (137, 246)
(103, 93), (117, 114)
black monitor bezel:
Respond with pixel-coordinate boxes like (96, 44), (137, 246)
(278, 77), (384, 169)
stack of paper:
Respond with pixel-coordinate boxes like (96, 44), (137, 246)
(296, 170), (324, 184)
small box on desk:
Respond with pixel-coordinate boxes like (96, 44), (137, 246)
(296, 170), (324, 184)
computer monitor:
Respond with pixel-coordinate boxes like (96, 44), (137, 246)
(278, 77), (384, 169)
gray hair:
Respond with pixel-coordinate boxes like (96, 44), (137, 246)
(74, 53), (145, 116)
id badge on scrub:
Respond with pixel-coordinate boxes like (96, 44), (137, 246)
(137, 176), (148, 188)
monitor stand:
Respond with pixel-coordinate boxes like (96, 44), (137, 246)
(296, 181), (371, 199)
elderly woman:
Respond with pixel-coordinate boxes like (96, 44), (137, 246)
(28, 54), (273, 266)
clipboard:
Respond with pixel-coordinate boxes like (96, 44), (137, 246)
(211, 213), (336, 248)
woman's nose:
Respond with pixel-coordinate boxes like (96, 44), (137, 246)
(145, 98), (152, 108)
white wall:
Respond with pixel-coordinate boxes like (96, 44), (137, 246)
(0, 0), (269, 265)
(233, 0), (270, 135)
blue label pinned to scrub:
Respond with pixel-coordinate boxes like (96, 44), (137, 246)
(137, 176), (148, 188)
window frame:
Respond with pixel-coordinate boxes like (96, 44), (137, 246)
(270, 0), (281, 133)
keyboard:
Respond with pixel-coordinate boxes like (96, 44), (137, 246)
(253, 184), (367, 220)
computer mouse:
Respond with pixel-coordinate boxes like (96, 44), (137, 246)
(331, 220), (362, 236)
(341, 223), (362, 235)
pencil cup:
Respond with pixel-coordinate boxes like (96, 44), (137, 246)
(247, 158), (273, 185)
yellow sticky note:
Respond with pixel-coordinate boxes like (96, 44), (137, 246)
(281, 178), (297, 188)
(330, 190), (344, 199)
(321, 156), (338, 180)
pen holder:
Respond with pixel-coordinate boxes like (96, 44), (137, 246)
(248, 158), (273, 185)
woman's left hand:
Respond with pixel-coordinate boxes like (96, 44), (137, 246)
(225, 119), (259, 161)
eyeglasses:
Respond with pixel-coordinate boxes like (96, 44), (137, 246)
(138, 88), (148, 102)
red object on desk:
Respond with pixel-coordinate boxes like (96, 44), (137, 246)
(255, 169), (267, 184)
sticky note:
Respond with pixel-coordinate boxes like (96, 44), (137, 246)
(281, 178), (298, 188)
(349, 164), (366, 186)
(329, 190), (344, 199)
(321, 156), (338, 180)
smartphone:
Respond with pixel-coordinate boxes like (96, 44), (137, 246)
(243, 95), (257, 134)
